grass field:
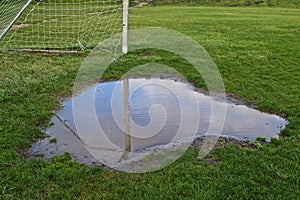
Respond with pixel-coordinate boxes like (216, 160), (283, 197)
(0, 5), (300, 199)
(148, 0), (300, 8)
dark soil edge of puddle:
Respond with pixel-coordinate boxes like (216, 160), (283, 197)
(19, 76), (287, 169)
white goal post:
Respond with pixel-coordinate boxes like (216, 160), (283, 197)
(0, 0), (128, 53)
(122, 0), (128, 54)
(0, 0), (33, 42)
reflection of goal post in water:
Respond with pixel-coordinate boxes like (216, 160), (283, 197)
(0, 0), (128, 53)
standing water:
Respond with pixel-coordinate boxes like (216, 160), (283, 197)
(31, 78), (287, 169)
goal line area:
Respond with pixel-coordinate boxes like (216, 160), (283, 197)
(0, 0), (125, 52)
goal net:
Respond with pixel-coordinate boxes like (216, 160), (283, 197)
(0, 0), (124, 52)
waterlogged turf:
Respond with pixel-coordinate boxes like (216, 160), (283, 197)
(31, 78), (287, 171)
(0, 6), (299, 199)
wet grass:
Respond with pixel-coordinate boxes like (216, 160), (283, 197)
(0, 6), (300, 199)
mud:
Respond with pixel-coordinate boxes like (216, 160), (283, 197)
(30, 78), (287, 169)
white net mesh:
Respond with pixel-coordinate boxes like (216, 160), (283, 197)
(0, 0), (30, 38)
(0, 0), (123, 51)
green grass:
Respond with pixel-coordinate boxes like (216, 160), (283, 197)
(1, 6), (300, 199)
(129, 6), (300, 116)
(146, 0), (300, 8)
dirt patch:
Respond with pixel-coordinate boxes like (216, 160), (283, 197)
(116, 136), (263, 172)
(12, 23), (29, 29)
(87, 8), (122, 16)
(191, 136), (253, 149)
(42, 18), (59, 23)
(137, 50), (153, 56)
(137, 2), (149, 7)
(8, 49), (86, 57)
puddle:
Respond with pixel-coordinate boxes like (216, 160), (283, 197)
(31, 78), (287, 169)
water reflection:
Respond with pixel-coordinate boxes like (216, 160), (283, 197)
(31, 78), (287, 166)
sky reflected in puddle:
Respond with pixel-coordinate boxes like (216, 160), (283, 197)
(31, 78), (287, 168)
